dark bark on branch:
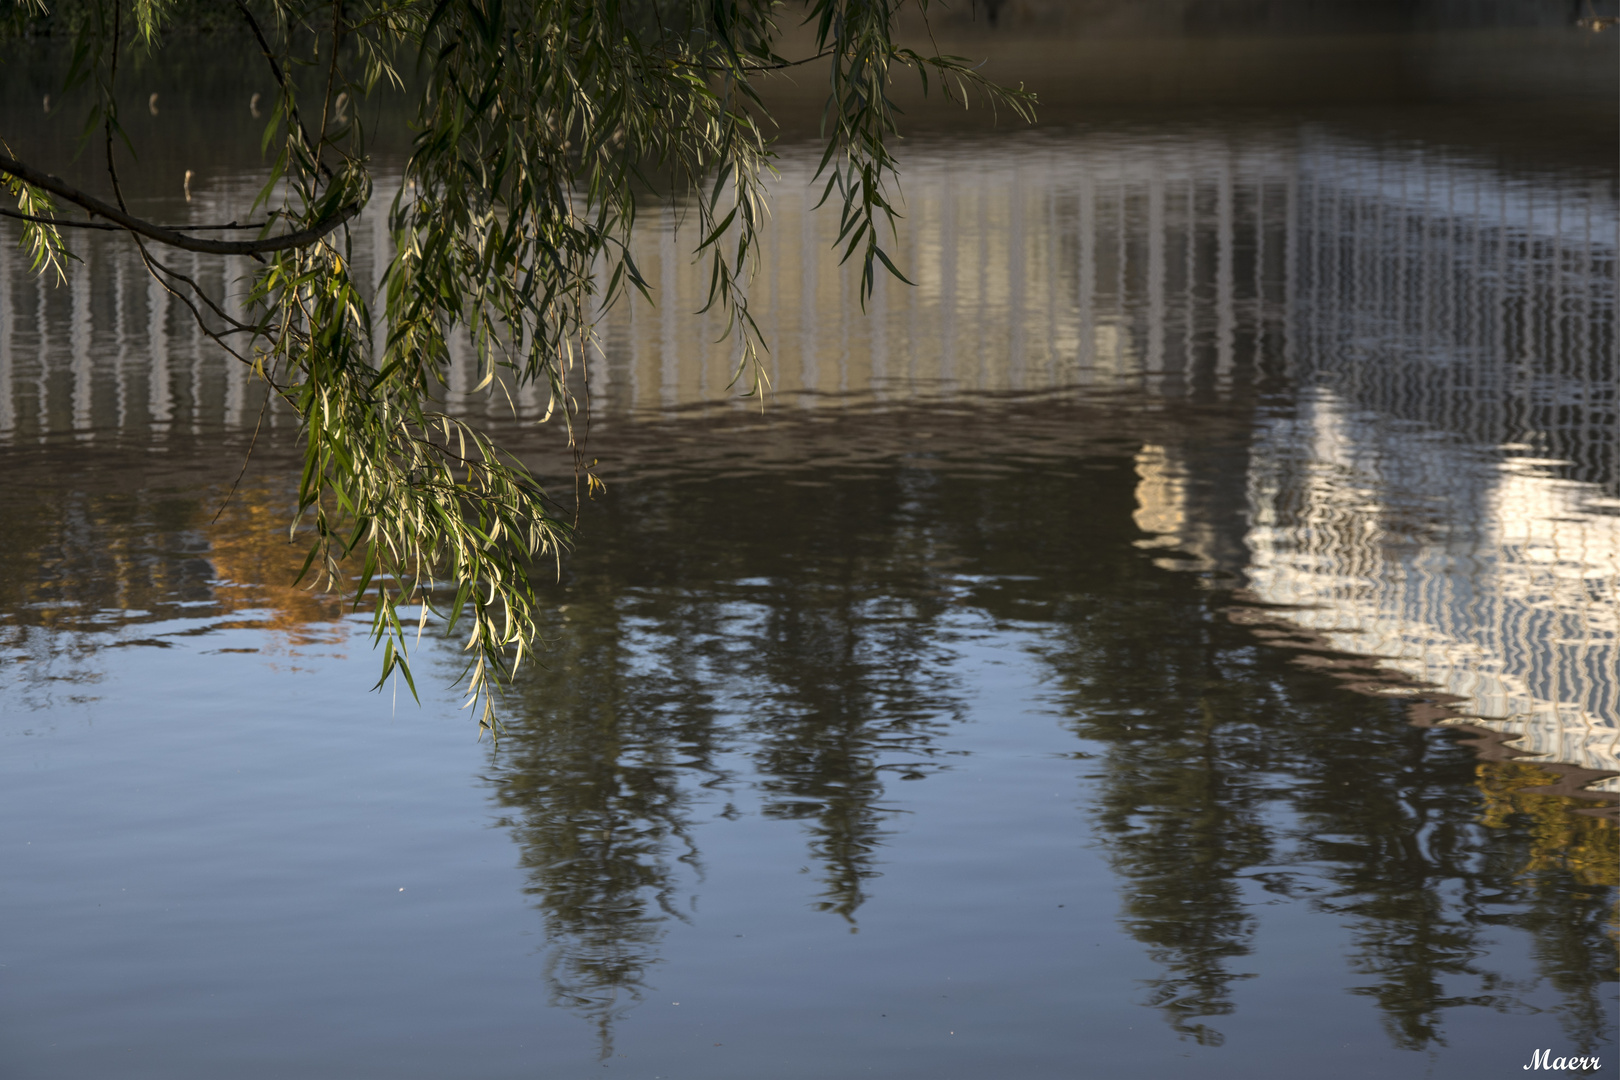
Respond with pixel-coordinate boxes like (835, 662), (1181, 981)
(0, 206), (275, 231)
(0, 153), (359, 255)
(683, 48), (835, 72)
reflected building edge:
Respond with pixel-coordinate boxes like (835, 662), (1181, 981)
(1251, 137), (1618, 789)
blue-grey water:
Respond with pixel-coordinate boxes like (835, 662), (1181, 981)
(2, 22), (1617, 1080)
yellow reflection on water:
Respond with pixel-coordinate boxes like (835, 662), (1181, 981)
(1476, 761), (1618, 889)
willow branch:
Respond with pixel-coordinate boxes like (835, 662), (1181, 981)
(0, 154), (359, 254)
(234, 0), (334, 181)
(0, 208), (278, 230)
(676, 48), (836, 72)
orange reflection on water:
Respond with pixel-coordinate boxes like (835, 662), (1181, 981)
(204, 480), (349, 646)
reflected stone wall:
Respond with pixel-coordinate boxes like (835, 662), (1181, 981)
(0, 203), (267, 439)
(588, 133), (1297, 412)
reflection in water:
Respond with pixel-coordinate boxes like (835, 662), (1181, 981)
(1031, 510), (1618, 1052)
(1238, 392), (1620, 790)
(0, 401), (1614, 1064)
(6, 136), (1612, 772)
(0, 450), (349, 703)
(431, 415), (1615, 1055)
(1223, 138), (1619, 790)
(576, 132), (1296, 409)
(486, 611), (718, 1054)
(481, 451), (978, 1050)
(1, 114), (1615, 1070)
(1472, 760), (1620, 1049)
(6, 126), (1613, 422)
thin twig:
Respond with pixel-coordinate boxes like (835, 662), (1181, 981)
(131, 235), (257, 365)
(212, 389), (273, 523)
(234, 0), (334, 181)
(140, 246), (260, 334)
(316, 0), (347, 165)
(104, 0), (126, 213)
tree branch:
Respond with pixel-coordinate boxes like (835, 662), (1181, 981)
(0, 207), (276, 231)
(0, 154), (359, 255)
(663, 48), (837, 73)
(234, 0), (334, 181)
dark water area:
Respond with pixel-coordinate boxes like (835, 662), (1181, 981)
(2, 407), (1616, 1079)
(2, 18), (1618, 1080)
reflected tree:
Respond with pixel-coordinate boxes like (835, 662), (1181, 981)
(1036, 587), (1279, 1045)
(479, 457), (973, 1045)
(1476, 761), (1619, 1058)
(0, 458), (348, 698)
(1297, 729), (1509, 1050)
(592, 465), (969, 923)
(732, 471), (965, 921)
(485, 588), (728, 1057)
(1039, 550), (1619, 1053)
(459, 417), (1615, 1057)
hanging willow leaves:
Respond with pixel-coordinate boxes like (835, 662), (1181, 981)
(1, 0), (1034, 733)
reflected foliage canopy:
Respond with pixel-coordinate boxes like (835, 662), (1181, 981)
(0, 0), (1030, 728)
(474, 427), (1615, 1055)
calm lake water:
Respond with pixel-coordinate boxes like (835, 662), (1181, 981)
(1, 22), (1617, 1080)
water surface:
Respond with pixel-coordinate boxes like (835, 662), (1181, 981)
(1, 28), (1616, 1080)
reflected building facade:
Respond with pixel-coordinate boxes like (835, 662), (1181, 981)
(2, 123), (1616, 1057)
(1, 123), (1615, 789)
(1250, 135), (1617, 791)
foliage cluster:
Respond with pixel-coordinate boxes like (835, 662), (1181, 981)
(1, 0), (1031, 731)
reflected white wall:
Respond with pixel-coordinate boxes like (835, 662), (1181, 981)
(1241, 390), (1620, 790)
